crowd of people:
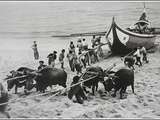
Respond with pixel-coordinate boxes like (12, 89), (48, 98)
(32, 36), (104, 74)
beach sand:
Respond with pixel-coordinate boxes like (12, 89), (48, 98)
(0, 45), (160, 118)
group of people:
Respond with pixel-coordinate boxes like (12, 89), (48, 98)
(32, 36), (104, 75)
(66, 36), (104, 74)
(133, 46), (149, 67)
(30, 39), (150, 105)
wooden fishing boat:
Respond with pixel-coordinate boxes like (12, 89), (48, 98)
(105, 16), (157, 55)
(52, 4), (158, 55)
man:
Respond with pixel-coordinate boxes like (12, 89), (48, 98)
(140, 46), (149, 63)
(69, 41), (75, 53)
(133, 47), (142, 67)
(74, 55), (83, 75)
(82, 39), (88, 51)
(91, 35), (96, 48)
(67, 50), (75, 72)
(59, 49), (65, 69)
(68, 76), (87, 104)
(38, 61), (47, 71)
(47, 51), (57, 68)
(32, 41), (39, 60)
(77, 39), (83, 52)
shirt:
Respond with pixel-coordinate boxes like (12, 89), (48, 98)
(140, 47), (147, 54)
(59, 53), (65, 61)
(134, 49), (141, 57)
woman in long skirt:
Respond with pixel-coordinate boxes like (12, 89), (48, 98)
(32, 41), (39, 60)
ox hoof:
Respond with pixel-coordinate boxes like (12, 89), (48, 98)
(111, 94), (116, 97)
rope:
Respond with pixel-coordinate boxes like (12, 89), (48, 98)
(0, 71), (98, 107)
(5, 75), (28, 82)
(23, 73), (99, 111)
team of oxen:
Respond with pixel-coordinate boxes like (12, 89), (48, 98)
(5, 55), (135, 98)
(0, 55), (135, 118)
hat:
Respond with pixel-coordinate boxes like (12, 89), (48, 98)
(62, 49), (65, 52)
(53, 51), (57, 54)
(39, 60), (44, 64)
(73, 76), (80, 83)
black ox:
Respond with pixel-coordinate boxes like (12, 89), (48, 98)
(81, 66), (106, 95)
(0, 83), (10, 118)
(6, 67), (36, 94)
(34, 67), (67, 93)
(104, 68), (134, 99)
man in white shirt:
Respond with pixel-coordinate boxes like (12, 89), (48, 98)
(140, 46), (149, 63)
(133, 47), (142, 67)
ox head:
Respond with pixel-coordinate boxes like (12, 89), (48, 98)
(7, 79), (15, 91)
(61, 83), (67, 88)
(103, 72), (118, 92)
(103, 76), (115, 92)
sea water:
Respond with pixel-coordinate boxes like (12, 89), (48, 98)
(0, 1), (160, 78)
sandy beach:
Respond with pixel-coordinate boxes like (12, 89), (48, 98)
(0, 45), (158, 118)
(0, 2), (160, 118)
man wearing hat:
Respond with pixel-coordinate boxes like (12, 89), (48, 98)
(47, 51), (57, 68)
(38, 60), (47, 71)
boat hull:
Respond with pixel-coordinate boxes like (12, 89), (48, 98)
(106, 18), (156, 55)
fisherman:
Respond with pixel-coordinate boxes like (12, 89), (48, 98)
(59, 49), (65, 69)
(82, 38), (88, 51)
(91, 35), (96, 48)
(77, 39), (83, 52)
(133, 47), (142, 67)
(80, 50), (87, 68)
(67, 50), (75, 72)
(68, 76), (87, 104)
(38, 60), (47, 71)
(32, 41), (39, 60)
(140, 46), (149, 63)
(69, 41), (75, 53)
(74, 53), (83, 75)
(47, 51), (57, 68)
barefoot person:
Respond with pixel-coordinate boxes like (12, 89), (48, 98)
(134, 47), (142, 67)
(38, 60), (47, 71)
(59, 49), (65, 69)
(68, 76), (87, 104)
(32, 41), (39, 60)
(47, 51), (57, 68)
(67, 50), (75, 72)
(140, 46), (149, 63)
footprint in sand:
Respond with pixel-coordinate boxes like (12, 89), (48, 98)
(94, 110), (104, 118)
(154, 93), (160, 97)
(111, 114), (122, 118)
(20, 101), (28, 106)
(148, 99), (154, 102)
(33, 98), (41, 102)
(64, 102), (71, 108)
(132, 104), (139, 109)
(109, 109), (118, 114)
(143, 102), (148, 106)
(55, 109), (62, 116)
(82, 113), (89, 118)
